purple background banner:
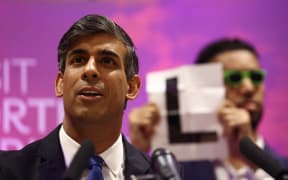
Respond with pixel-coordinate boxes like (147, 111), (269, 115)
(0, 0), (288, 156)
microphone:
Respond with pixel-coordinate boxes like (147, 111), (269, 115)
(62, 140), (95, 180)
(239, 136), (288, 180)
(151, 148), (181, 180)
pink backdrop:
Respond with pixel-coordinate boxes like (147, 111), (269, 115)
(0, 0), (288, 156)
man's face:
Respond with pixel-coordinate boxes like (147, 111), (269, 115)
(213, 50), (264, 125)
(55, 33), (140, 125)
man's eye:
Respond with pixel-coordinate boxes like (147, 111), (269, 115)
(101, 57), (116, 65)
(71, 56), (86, 64)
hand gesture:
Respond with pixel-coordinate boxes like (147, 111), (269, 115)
(129, 103), (160, 153)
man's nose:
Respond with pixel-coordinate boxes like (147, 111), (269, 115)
(239, 77), (255, 97)
(82, 57), (99, 81)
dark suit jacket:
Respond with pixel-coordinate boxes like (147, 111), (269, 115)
(180, 143), (288, 180)
(0, 125), (153, 180)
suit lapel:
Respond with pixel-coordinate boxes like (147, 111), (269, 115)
(37, 125), (66, 180)
(122, 136), (152, 180)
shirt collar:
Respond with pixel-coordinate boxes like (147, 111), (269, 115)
(99, 132), (124, 177)
(59, 125), (124, 176)
(59, 125), (80, 167)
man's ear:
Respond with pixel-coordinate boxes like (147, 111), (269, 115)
(55, 72), (64, 97)
(126, 75), (141, 100)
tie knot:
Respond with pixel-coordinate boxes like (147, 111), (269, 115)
(89, 155), (104, 169)
(88, 155), (104, 180)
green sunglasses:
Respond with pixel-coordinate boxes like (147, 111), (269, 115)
(224, 69), (266, 87)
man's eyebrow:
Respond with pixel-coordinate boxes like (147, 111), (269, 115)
(98, 49), (120, 59)
(67, 49), (87, 57)
(67, 48), (121, 59)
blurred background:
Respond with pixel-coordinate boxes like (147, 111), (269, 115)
(0, 0), (287, 156)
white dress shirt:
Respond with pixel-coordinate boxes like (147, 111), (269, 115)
(214, 136), (274, 180)
(59, 125), (125, 180)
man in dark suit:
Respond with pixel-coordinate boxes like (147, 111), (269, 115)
(0, 14), (152, 180)
(129, 38), (288, 179)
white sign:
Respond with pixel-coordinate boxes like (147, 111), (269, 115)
(147, 63), (228, 161)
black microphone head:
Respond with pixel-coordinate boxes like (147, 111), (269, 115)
(151, 148), (181, 180)
(62, 140), (95, 180)
(239, 136), (287, 179)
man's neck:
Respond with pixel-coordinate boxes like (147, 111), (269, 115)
(62, 119), (122, 154)
(227, 132), (258, 170)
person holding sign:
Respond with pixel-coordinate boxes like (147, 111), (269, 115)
(129, 38), (288, 179)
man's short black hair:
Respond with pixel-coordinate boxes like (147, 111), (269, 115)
(195, 38), (259, 64)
